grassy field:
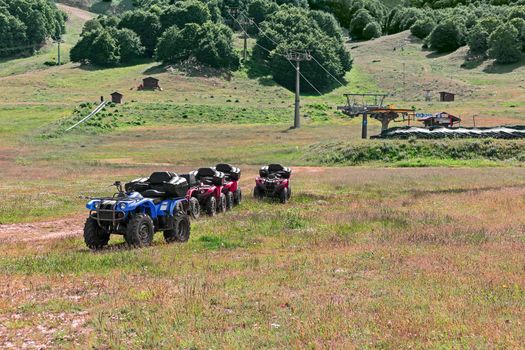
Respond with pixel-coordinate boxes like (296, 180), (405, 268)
(1, 3), (525, 349)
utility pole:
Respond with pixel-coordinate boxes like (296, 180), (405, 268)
(286, 50), (311, 129)
(237, 17), (251, 63)
(54, 37), (64, 65)
(402, 62), (406, 101)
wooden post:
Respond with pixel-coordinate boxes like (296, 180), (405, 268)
(362, 112), (368, 139)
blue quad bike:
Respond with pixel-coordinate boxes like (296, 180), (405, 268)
(84, 172), (191, 250)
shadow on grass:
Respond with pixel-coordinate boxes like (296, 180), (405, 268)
(483, 58), (524, 74)
(145, 60), (234, 80)
(461, 55), (485, 70)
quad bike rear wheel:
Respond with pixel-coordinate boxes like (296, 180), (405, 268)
(164, 213), (191, 243)
(233, 189), (242, 205)
(279, 188), (289, 204)
(287, 186), (291, 199)
(125, 213), (154, 247)
(253, 186), (263, 199)
(205, 196), (217, 216)
(83, 218), (110, 250)
(226, 191), (234, 211)
(189, 197), (200, 219)
(218, 193), (227, 213)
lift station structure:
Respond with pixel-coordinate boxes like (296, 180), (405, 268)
(337, 93), (415, 139)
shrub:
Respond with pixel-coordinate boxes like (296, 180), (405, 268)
(428, 20), (464, 52)
(362, 21), (382, 40)
(159, 1), (211, 30)
(488, 23), (522, 63)
(256, 6), (351, 92)
(410, 17), (435, 39)
(349, 8), (375, 39)
(119, 10), (161, 57)
(466, 24), (489, 55)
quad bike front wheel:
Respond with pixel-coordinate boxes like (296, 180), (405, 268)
(233, 189), (242, 205)
(287, 186), (291, 200)
(205, 196), (217, 216)
(189, 197), (200, 219)
(218, 193), (227, 213)
(83, 218), (110, 250)
(164, 213), (191, 243)
(253, 186), (263, 199)
(226, 191), (234, 211)
(279, 187), (289, 204)
(125, 213), (154, 247)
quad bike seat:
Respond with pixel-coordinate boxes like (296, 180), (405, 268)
(180, 173), (198, 187)
(194, 168), (225, 186)
(259, 164), (292, 179)
(215, 163), (241, 181)
(127, 171), (189, 198)
(140, 189), (166, 203)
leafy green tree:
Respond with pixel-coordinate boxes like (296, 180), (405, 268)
(113, 28), (145, 62)
(0, 0), (66, 57)
(90, 30), (120, 66)
(0, 13), (28, 54)
(488, 23), (522, 63)
(71, 28), (120, 66)
(159, 1), (211, 30)
(509, 6), (525, 21)
(428, 20), (464, 52)
(119, 10), (161, 57)
(349, 8), (374, 39)
(309, 10), (343, 40)
(477, 17), (503, 34)
(256, 6), (351, 92)
(248, 0), (279, 25)
(156, 22), (239, 69)
(467, 24), (489, 55)
(362, 21), (381, 39)
(410, 17), (435, 39)
(195, 22), (240, 69)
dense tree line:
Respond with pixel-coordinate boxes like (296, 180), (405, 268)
(384, 4), (525, 64)
(0, 0), (66, 57)
(71, 0), (352, 92)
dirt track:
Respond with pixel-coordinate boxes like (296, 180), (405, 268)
(0, 216), (84, 244)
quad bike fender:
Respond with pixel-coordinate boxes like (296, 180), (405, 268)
(186, 188), (199, 198)
(168, 198), (188, 217)
(223, 181), (238, 193)
(129, 200), (158, 219)
(213, 185), (223, 199)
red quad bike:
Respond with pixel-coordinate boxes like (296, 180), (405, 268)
(254, 164), (292, 204)
(181, 168), (227, 217)
(215, 163), (242, 210)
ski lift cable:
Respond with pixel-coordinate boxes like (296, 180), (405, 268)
(228, 11), (323, 96)
(241, 11), (345, 88)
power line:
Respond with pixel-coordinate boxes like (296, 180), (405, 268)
(242, 12), (345, 88)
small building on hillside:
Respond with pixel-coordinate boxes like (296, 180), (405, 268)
(141, 77), (161, 90)
(439, 91), (455, 102)
(111, 91), (123, 104)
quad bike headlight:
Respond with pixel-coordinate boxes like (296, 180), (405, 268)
(118, 202), (127, 210)
(93, 201), (100, 209)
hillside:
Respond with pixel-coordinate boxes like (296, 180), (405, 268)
(1, 2), (525, 349)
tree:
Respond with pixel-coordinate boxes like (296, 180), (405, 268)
(256, 7), (351, 92)
(362, 21), (381, 40)
(510, 17), (525, 51)
(113, 28), (145, 62)
(428, 20), (464, 52)
(410, 17), (435, 39)
(349, 9), (374, 39)
(71, 28), (121, 66)
(488, 23), (522, 64)
(159, 1), (211, 30)
(247, 0), (279, 25)
(0, 13), (28, 55)
(509, 6), (525, 21)
(308, 10), (343, 40)
(467, 24), (489, 55)
(119, 10), (161, 57)
(90, 30), (120, 66)
(156, 25), (196, 63)
(196, 22), (240, 69)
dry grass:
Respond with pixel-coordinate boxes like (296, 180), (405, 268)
(1, 167), (525, 348)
